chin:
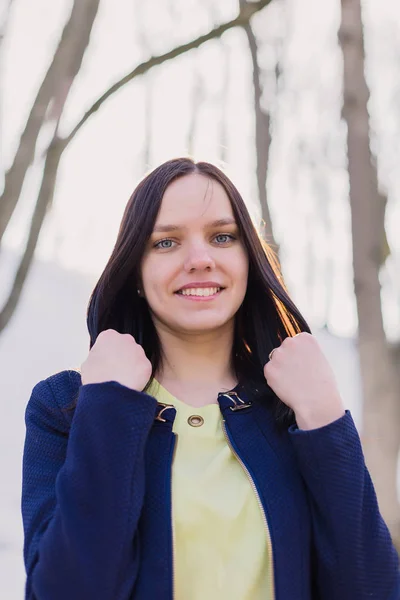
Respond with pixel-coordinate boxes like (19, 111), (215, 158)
(175, 316), (233, 333)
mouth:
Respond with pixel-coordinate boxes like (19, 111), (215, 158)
(174, 286), (225, 301)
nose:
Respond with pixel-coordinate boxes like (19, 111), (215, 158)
(183, 242), (216, 272)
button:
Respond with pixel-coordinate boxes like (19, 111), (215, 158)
(188, 415), (204, 427)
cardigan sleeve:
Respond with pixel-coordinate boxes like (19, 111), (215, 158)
(288, 410), (400, 600)
(21, 376), (158, 600)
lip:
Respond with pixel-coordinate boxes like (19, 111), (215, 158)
(175, 281), (225, 292)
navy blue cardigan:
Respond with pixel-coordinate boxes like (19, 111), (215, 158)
(21, 369), (399, 599)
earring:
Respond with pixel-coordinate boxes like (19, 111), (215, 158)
(137, 289), (141, 296)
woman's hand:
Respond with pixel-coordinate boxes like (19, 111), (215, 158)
(81, 329), (153, 392)
(263, 332), (345, 430)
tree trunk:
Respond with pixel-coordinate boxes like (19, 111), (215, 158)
(0, 0), (101, 246)
(339, 0), (400, 546)
(0, 0), (101, 333)
(0, 137), (65, 332)
(240, 0), (280, 264)
(187, 72), (204, 157)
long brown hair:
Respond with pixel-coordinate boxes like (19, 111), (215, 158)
(66, 157), (311, 425)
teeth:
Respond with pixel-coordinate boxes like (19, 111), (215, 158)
(179, 287), (221, 297)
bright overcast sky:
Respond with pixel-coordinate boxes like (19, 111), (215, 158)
(1, 0), (399, 340)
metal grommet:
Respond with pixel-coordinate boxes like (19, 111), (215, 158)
(188, 415), (204, 427)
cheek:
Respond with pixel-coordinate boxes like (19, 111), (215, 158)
(233, 249), (249, 281)
(140, 257), (156, 297)
(141, 257), (174, 298)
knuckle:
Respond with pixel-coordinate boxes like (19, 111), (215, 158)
(124, 333), (136, 343)
(301, 332), (311, 340)
(99, 329), (115, 338)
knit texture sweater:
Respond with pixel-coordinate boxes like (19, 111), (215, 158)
(21, 369), (400, 599)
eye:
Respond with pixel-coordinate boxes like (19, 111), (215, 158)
(153, 238), (175, 249)
(214, 233), (236, 244)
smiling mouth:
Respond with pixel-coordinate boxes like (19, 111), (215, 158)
(175, 287), (224, 298)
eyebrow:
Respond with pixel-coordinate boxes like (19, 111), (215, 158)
(152, 217), (237, 234)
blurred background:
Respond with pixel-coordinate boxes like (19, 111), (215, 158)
(0, 0), (399, 596)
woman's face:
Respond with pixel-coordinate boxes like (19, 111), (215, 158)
(140, 173), (249, 336)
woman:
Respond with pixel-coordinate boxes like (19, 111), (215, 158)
(21, 158), (399, 599)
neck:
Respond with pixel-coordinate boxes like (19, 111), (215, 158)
(154, 321), (237, 389)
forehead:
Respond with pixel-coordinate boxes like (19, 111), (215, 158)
(157, 173), (234, 224)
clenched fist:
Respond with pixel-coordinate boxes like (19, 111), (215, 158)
(81, 329), (152, 392)
(263, 332), (345, 430)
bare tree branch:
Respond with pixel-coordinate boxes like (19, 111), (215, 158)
(0, 0), (101, 245)
(0, 0), (101, 332)
(0, 0), (273, 333)
(64, 0), (273, 148)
